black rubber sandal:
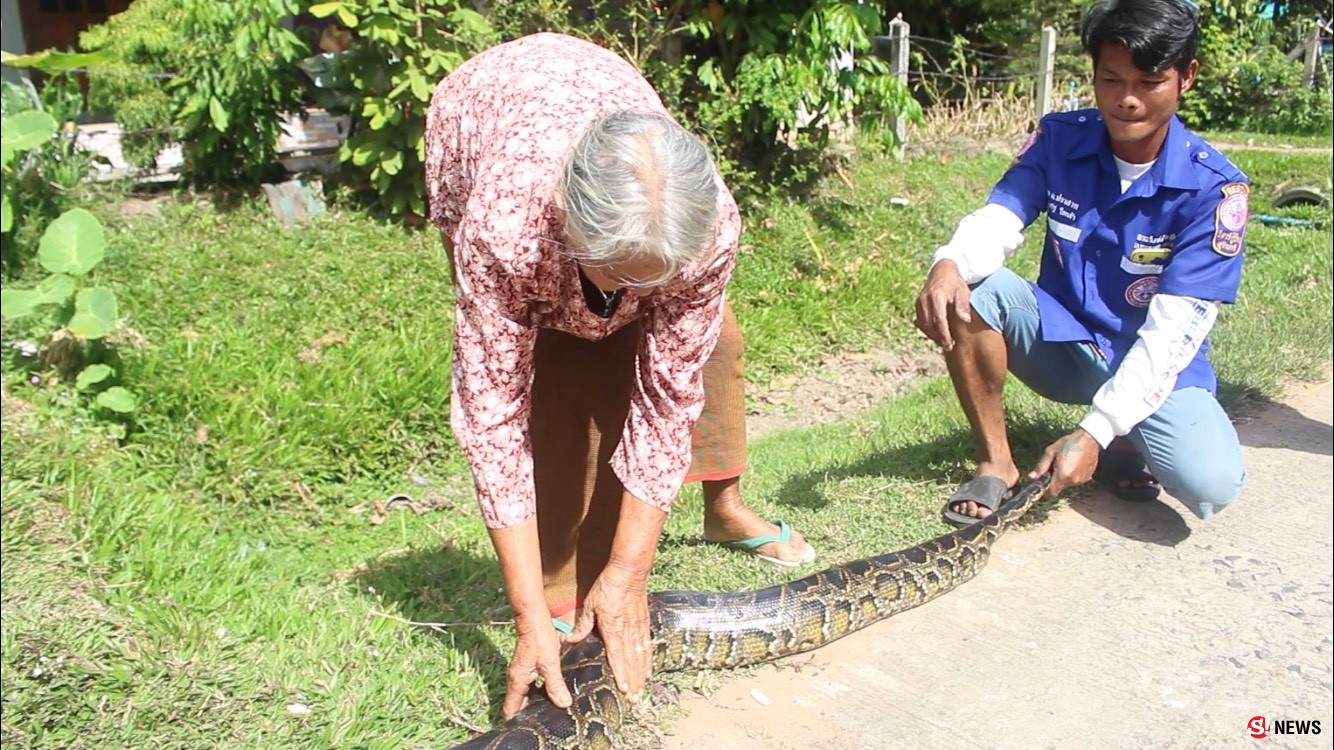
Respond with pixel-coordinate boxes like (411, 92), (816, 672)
(1093, 449), (1162, 502)
(942, 476), (1013, 527)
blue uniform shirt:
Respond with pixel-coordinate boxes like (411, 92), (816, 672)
(986, 108), (1249, 396)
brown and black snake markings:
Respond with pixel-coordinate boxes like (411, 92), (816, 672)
(453, 474), (1052, 749)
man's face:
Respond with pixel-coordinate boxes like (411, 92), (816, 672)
(1093, 42), (1199, 162)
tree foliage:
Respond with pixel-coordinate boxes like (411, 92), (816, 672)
(79, 0), (186, 170)
(305, 0), (499, 219)
(1181, 0), (1332, 134)
(171, 0), (310, 183)
(488, 0), (922, 199)
(81, 0), (309, 183)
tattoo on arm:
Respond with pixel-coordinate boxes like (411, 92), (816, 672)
(1059, 436), (1086, 460)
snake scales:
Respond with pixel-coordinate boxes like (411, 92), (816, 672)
(453, 474), (1051, 749)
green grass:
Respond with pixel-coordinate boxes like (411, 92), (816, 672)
(1197, 129), (1334, 151)
(1, 365), (1079, 749)
(2, 132), (1330, 748)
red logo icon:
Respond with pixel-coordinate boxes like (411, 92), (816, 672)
(1250, 716), (1268, 739)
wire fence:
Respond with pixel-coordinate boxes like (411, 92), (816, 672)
(46, 67), (178, 79)
(908, 34), (1021, 61)
(7, 16), (1326, 181)
(880, 18), (1064, 147)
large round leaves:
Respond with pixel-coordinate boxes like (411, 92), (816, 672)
(67, 287), (119, 339)
(38, 208), (108, 277)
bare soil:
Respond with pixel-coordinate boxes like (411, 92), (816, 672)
(744, 346), (947, 440)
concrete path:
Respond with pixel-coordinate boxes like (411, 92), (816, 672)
(660, 377), (1333, 750)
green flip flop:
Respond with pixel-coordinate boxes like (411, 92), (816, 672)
(707, 519), (817, 569)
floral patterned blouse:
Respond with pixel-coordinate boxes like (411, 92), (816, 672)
(424, 33), (741, 529)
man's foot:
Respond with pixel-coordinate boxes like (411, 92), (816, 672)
(703, 504), (815, 566)
(1094, 437), (1161, 501)
(944, 463), (1022, 525)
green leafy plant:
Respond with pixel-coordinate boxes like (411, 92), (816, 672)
(485, 1), (922, 200)
(306, 0), (499, 219)
(1, 50), (109, 270)
(1177, 2), (1332, 135)
(79, 0), (189, 171)
(0, 109), (56, 235)
(0, 208), (136, 414)
(171, 0), (310, 183)
(78, 0), (310, 183)
(674, 0), (922, 195)
(1, 61), (135, 415)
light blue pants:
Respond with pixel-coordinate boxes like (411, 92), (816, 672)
(968, 269), (1248, 520)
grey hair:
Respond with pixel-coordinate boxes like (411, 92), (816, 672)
(559, 110), (719, 287)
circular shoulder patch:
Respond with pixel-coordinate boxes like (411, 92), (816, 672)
(1125, 276), (1159, 308)
(1218, 192), (1249, 232)
(1212, 182), (1250, 257)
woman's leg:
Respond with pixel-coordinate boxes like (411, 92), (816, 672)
(690, 304), (814, 565)
(530, 323), (640, 628)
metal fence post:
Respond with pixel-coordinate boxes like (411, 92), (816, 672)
(1036, 25), (1057, 120)
(887, 15), (910, 147)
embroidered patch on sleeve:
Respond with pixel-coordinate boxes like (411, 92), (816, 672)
(1212, 182), (1249, 257)
(1012, 125), (1040, 164)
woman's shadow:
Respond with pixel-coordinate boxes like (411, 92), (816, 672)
(770, 412), (1192, 547)
(352, 542), (513, 725)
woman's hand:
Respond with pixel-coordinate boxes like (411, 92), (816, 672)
(487, 518), (573, 719)
(502, 613), (574, 719)
(565, 561), (653, 701)
(565, 491), (667, 702)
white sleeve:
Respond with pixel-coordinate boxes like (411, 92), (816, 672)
(1078, 294), (1220, 447)
(929, 202), (1027, 284)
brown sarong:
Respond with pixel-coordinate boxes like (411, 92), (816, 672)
(531, 303), (747, 617)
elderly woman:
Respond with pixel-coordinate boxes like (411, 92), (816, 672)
(424, 33), (815, 718)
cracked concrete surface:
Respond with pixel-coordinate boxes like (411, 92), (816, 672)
(659, 377), (1333, 750)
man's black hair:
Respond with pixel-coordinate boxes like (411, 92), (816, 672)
(1081, 0), (1200, 74)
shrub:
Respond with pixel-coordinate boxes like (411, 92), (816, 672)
(1, 53), (108, 273)
(305, 0), (499, 219)
(1, 114), (135, 419)
(488, 1), (922, 201)
(1178, 4), (1333, 136)
(171, 0), (311, 183)
(79, 0), (187, 171)
(79, 0), (310, 183)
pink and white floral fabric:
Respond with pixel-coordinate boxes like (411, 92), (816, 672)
(424, 33), (741, 529)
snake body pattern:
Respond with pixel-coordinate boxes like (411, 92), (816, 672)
(453, 474), (1051, 749)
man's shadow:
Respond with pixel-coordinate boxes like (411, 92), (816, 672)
(770, 413), (1192, 547)
(1067, 380), (1333, 545)
(353, 543), (512, 724)
(1064, 491), (1193, 546)
(1221, 381), (1333, 456)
